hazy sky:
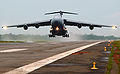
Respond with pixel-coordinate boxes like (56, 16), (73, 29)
(0, 0), (120, 37)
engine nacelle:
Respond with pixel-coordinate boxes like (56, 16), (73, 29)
(77, 24), (82, 28)
(23, 25), (28, 30)
(89, 25), (94, 30)
(35, 25), (39, 29)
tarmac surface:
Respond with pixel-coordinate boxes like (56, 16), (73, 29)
(0, 41), (108, 74)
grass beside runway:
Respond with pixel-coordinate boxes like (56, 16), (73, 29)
(106, 41), (120, 74)
(106, 46), (114, 74)
(0, 41), (24, 43)
(0, 40), (58, 43)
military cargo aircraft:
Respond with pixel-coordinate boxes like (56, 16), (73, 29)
(2, 11), (117, 37)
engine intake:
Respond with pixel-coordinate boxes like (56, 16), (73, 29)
(89, 25), (94, 30)
(23, 25), (28, 30)
(35, 25), (39, 28)
(77, 24), (82, 28)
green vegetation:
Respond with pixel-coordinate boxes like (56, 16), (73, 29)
(106, 41), (120, 74)
(0, 33), (119, 41)
(118, 59), (120, 62)
(81, 34), (120, 40)
(0, 34), (52, 41)
(113, 41), (120, 74)
(106, 46), (114, 74)
(0, 41), (24, 43)
(112, 41), (120, 48)
(118, 63), (120, 74)
(116, 51), (120, 55)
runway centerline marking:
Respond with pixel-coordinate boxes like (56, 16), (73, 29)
(4, 41), (103, 74)
(0, 49), (27, 53)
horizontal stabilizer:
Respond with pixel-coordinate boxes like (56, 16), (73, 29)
(45, 11), (78, 15)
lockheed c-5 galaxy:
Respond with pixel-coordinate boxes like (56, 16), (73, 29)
(2, 11), (117, 37)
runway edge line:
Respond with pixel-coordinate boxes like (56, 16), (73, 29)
(4, 41), (104, 74)
(0, 49), (27, 53)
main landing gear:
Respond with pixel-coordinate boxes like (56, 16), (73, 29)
(62, 34), (69, 37)
(49, 34), (69, 37)
(49, 34), (55, 37)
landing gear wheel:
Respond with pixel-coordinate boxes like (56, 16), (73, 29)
(49, 34), (55, 37)
(52, 35), (55, 37)
(66, 34), (69, 37)
(62, 34), (69, 37)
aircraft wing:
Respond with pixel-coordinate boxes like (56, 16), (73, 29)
(64, 19), (117, 29)
(2, 20), (51, 30)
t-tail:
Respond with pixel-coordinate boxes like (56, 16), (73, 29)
(45, 11), (78, 17)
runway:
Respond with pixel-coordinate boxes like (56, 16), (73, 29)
(0, 41), (107, 74)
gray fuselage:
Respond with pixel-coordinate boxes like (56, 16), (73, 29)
(50, 15), (67, 36)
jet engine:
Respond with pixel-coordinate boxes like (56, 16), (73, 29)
(77, 24), (82, 28)
(89, 25), (94, 30)
(23, 25), (28, 30)
(35, 25), (39, 29)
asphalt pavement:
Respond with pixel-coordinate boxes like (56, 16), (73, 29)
(0, 41), (108, 74)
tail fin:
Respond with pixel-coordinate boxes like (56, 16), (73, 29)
(45, 11), (78, 16)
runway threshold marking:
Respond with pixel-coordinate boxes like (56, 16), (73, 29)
(4, 41), (103, 74)
(0, 49), (27, 53)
